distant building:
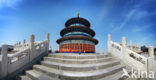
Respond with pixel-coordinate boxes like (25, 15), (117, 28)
(57, 13), (98, 53)
(141, 45), (148, 52)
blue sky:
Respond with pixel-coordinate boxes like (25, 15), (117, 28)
(0, 0), (156, 53)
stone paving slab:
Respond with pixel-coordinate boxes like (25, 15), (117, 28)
(41, 60), (120, 68)
(26, 70), (58, 80)
(48, 54), (109, 59)
(20, 75), (32, 80)
(44, 57), (114, 64)
(98, 70), (123, 80)
(45, 56), (113, 61)
(33, 64), (123, 78)
(41, 60), (120, 71)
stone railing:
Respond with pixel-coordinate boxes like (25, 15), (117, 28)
(126, 49), (148, 71)
(127, 40), (141, 53)
(0, 33), (50, 79)
(107, 34), (155, 77)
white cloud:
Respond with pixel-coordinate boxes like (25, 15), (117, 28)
(96, 0), (115, 24)
(0, 0), (22, 9)
(137, 34), (153, 47)
(111, 9), (136, 32)
(134, 11), (148, 20)
(132, 25), (151, 32)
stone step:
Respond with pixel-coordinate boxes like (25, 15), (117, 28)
(33, 64), (124, 80)
(26, 70), (59, 80)
(50, 53), (100, 56)
(20, 75), (32, 80)
(41, 60), (120, 71)
(126, 78), (138, 80)
(44, 56), (114, 64)
(48, 53), (109, 59)
(98, 70), (123, 80)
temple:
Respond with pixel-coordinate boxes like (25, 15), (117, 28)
(1, 14), (155, 80)
(57, 13), (98, 53)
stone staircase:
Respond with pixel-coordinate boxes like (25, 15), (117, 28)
(21, 53), (125, 80)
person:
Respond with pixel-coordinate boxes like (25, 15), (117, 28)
(79, 51), (81, 55)
(84, 50), (85, 55)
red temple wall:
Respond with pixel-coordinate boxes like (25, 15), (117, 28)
(59, 44), (95, 53)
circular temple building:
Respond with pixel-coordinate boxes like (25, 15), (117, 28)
(57, 13), (98, 53)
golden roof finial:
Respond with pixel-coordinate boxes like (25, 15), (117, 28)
(76, 12), (79, 17)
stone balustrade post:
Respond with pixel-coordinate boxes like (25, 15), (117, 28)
(129, 40), (132, 50)
(122, 37), (127, 61)
(46, 33), (50, 54)
(134, 42), (137, 47)
(147, 46), (155, 78)
(29, 34), (35, 61)
(23, 39), (26, 49)
(134, 42), (137, 51)
(0, 44), (8, 78)
(107, 34), (112, 55)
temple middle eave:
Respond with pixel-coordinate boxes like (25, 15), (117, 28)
(60, 26), (95, 37)
(56, 36), (98, 45)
